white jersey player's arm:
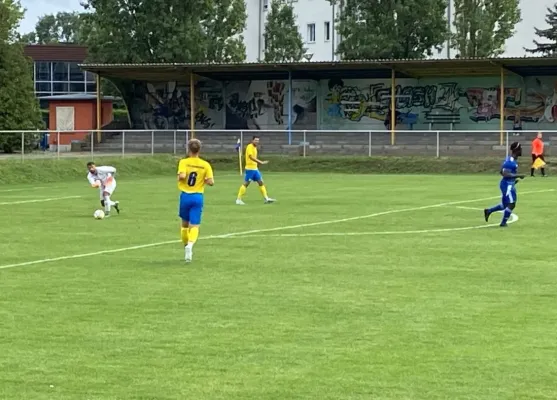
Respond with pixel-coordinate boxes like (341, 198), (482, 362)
(87, 172), (99, 186)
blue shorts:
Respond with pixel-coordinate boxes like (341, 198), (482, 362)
(500, 181), (517, 207)
(179, 192), (204, 225)
(244, 169), (262, 182)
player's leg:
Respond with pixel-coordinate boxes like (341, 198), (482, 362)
(500, 186), (516, 227)
(184, 195), (203, 262)
(484, 183), (506, 221)
(102, 180), (119, 215)
(255, 171), (275, 203)
(531, 154), (537, 177)
(178, 193), (191, 259)
(236, 171), (252, 205)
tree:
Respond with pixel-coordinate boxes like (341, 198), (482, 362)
(19, 12), (84, 44)
(264, 0), (304, 62)
(526, 5), (557, 56)
(452, 0), (521, 58)
(81, 0), (247, 63)
(0, 0), (43, 153)
(331, 0), (447, 59)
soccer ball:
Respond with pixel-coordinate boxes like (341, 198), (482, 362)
(93, 209), (105, 219)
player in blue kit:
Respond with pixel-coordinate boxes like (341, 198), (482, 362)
(484, 142), (525, 227)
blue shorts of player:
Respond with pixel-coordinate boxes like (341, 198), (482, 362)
(500, 179), (517, 207)
(244, 169), (262, 182)
(179, 192), (203, 224)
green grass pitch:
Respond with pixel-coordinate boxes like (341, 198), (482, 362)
(1, 173), (556, 399)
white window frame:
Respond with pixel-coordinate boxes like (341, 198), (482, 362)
(307, 23), (316, 43)
(324, 21), (331, 41)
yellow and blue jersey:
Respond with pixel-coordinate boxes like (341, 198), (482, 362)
(177, 157), (213, 224)
(245, 144), (258, 170)
(177, 157), (213, 194)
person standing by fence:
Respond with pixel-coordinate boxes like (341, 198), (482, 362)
(531, 132), (546, 177)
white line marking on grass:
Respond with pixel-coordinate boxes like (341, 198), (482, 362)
(0, 187), (47, 193)
(456, 206), (484, 211)
(222, 213), (518, 239)
(0, 196), (81, 206)
(0, 189), (552, 270)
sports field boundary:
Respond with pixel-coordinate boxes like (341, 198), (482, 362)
(0, 188), (553, 271)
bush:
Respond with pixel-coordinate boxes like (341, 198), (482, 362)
(0, 131), (40, 153)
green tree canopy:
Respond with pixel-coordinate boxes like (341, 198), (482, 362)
(526, 5), (557, 56)
(451, 0), (521, 57)
(20, 12), (84, 44)
(331, 0), (447, 59)
(81, 0), (247, 63)
(264, 0), (305, 62)
(0, 0), (43, 152)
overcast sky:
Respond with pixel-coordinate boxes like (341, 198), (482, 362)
(18, 0), (553, 58)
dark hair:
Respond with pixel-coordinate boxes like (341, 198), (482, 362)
(252, 136), (260, 140)
(510, 142), (521, 151)
(188, 139), (201, 154)
(87, 161), (95, 167)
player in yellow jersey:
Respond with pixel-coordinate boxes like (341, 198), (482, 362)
(236, 136), (276, 205)
(177, 139), (214, 263)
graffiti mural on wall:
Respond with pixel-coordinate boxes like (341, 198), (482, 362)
(322, 77), (557, 130)
(137, 81), (223, 130)
(225, 80), (317, 130)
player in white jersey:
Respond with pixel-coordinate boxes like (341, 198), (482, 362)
(87, 162), (121, 216)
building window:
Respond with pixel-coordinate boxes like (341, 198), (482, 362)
(86, 71), (96, 82)
(53, 62), (69, 81)
(35, 82), (51, 92)
(36, 62), (51, 81)
(307, 23), (316, 43)
(70, 82), (85, 92)
(86, 82), (96, 93)
(69, 62), (84, 81)
(324, 21), (330, 41)
(53, 82), (69, 93)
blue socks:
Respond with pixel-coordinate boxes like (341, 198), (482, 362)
(501, 207), (512, 225)
(488, 204), (504, 213)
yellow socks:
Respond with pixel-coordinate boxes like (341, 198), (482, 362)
(187, 226), (199, 245)
(237, 185), (247, 199)
(180, 227), (188, 245)
(259, 185), (268, 199)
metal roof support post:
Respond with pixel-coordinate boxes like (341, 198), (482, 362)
(500, 67), (504, 146)
(190, 72), (195, 139)
(390, 69), (396, 146)
(96, 73), (102, 143)
(288, 70), (293, 145)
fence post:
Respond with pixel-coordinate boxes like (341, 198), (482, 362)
(122, 131), (126, 158)
(368, 131), (372, 157)
(57, 131), (60, 159)
(303, 130), (307, 157)
(90, 131), (94, 160)
(240, 130), (244, 148)
(505, 131), (509, 157)
(173, 130), (177, 155)
(436, 131), (440, 158)
(21, 132), (24, 162)
(151, 130), (154, 155)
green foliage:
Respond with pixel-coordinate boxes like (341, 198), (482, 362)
(264, 0), (305, 62)
(526, 5), (557, 56)
(452, 0), (521, 57)
(19, 12), (85, 44)
(0, 0), (42, 153)
(81, 0), (247, 63)
(1, 154), (546, 184)
(331, 0), (447, 59)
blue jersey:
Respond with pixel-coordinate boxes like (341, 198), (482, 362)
(500, 157), (518, 183)
(499, 157), (518, 206)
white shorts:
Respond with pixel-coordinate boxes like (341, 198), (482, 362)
(99, 179), (117, 199)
